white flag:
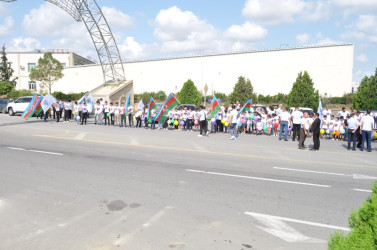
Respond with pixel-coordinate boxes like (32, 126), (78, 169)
(86, 92), (94, 112)
(317, 97), (323, 121)
(137, 99), (144, 110)
(41, 94), (57, 113)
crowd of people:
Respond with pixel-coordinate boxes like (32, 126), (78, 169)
(40, 98), (376, 152)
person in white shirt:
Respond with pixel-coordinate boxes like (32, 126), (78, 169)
(323, 105), (332, 117)
(109, 102), (115, 126)
(291, 107), (303, 141)
(119, 102), (126, 127)
(197, 105), (208, 137)
(347, 113), (359, 151)
(276, 104), (283, 116)
(94, 101), (103, 125)
(228, 104), (239, 140)
(74, 101), (80, 124)
(135, 109), (143, 128)
(68, 100), (73, 120)
(114, 102), (120, 126)
(298, 112), (310, 149)
(64, 100), (70, 122)
(128, 106), (134, 127)
(81, 103), (88, 125)
(337, 107), (349, 119)
(55, 102), (61, 122)
(360, 110), (375, 152)
(278, 107), (291, 141)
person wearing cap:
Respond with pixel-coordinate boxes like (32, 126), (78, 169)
(346, 113), (359, 151)
(360, 110), (375, 152)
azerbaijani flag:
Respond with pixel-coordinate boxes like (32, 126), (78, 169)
(35, 96), (44, 116)
(155, 94), (180, 122)
(207, 96), (220, 121)
(147, 97), (157, 123)
(238, 99), (252, 116)
(125, 91), (131, 115)
(21, 94), (37, 119)
(78, 94), (86, 105)
(25, 95), (44, 120)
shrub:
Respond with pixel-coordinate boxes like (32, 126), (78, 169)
(229, 76), (256, 104)
(7, 89), (34, 99)
(328, 181), (377, 249)
(51, 91), (87, 101)
(178, 79), (202, 106)
(0, 82), (15, 96)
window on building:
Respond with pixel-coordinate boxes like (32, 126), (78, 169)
(28, 63), (36, 72)
(28, 81), (36, 90)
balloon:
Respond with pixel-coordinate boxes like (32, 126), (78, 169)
(141, 117), (145, 121)
(134, 117), (137, 121)
(194, 120), (199, 125)
(340, 128), (345, 134)
(72, 111), (75, 115)
(257, 128), (262, 131)
(225, 122), (229, 127)
(211, 121), (216, 125)
(326, 129), (330, 134)
(263, 126), (268, 131)
(374, 132), (377, 140)
(330, 128), (334, 133)
(335, 131), (340, 136)
(167, 120), (172, 125)
(249, 114), (254, 119)
(174, 120), (179, 126)
(221, 119), (226, 124)
(241, 119), (246, 124)
(180, 121), (184, 126)
(320, 129), (325, 135)
(253, 117), (258, 121)
(274, 123), (279, 128)
(237, 122), (242, 127)
(107, 113), (110, 117)
(76, 116), (80, 121)
(288, 127), (292, 132)
(331, 131), (336, 135)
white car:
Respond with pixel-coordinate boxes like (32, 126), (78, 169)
(7, 96), (33, 116)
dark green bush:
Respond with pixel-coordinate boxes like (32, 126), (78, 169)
(52, 91), (87, 101)
(328, 182), (377, 249)
(7, 89), (34, 99)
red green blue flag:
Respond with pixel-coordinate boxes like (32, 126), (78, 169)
(155, 94), (180, 122)
(125, 91), (131, 114)
(207, 96), (220, 121)
(147, 97), (157, 123)
(21, 94), (37, 119)
(238, 99), (252, 116)
(25, 95), (44, 120)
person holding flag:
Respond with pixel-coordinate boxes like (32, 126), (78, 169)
(147, 97), (157, 124)
(124, 92), (132, 127)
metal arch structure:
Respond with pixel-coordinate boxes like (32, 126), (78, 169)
(1, 0), (126, 85)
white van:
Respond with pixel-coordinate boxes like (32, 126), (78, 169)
(7, 96), (33, 116)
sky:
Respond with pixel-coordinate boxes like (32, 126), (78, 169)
(0, 0), (376, 83)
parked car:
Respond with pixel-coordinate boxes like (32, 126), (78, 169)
(251, 105), (267, 114)
(0, 98), (11, 114)
(6, 96), (33, 116)
(177, 104), (196, 111)
(289, 107), (314, 118)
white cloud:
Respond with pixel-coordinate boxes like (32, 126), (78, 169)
(333, 0), (377, 14)
(102, 7), (133, 30)
(242, 0), (330, 25)
(7, 37), (41, 52)
(314, 32), (341, 45)
(0, 3), (9, 18)
(0, 16), (13, 38)
(342, 15), (377, 43)
(296, 33), (310, 44)
(356, 54), (368, 62)
(224, 22), (267, 41)
(118, 37), (158, 60)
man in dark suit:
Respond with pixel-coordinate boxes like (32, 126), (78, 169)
(310, 113), (321, 151)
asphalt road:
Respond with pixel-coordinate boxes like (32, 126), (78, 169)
(0, 115), (376, 250)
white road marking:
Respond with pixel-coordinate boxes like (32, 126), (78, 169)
(353, 189), (372, 193)
(186, 169), (331, 188)
(7, 147), (63, 156)
(245, 212), (350, 232)
(274, 167), (377, 181)
(193, 143), (207, 151)
(248, 212), (326, 243)
(113, 206), (173, 246)
(74, 132), (86, 140)
(352, 174), (377, 180)
(273, 167), (351, 177)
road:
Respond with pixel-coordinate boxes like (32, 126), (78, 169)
(0, 115), (376, 250)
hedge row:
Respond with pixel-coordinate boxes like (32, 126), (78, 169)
(328, 181), (377, 249)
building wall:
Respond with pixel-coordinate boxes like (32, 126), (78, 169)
(13, 44), (355, 97)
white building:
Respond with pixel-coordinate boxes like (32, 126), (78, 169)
(7, 50), (94, 93)
(10, 44), (354, 97)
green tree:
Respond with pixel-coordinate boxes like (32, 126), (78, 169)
(353, 69), (377, 110)
(229, 76), (256, 104)
(29, 52), (64, 94)
(178, 79), (202, 106)
(287, 71), (319, 110)
(0, 45), (17, 86)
